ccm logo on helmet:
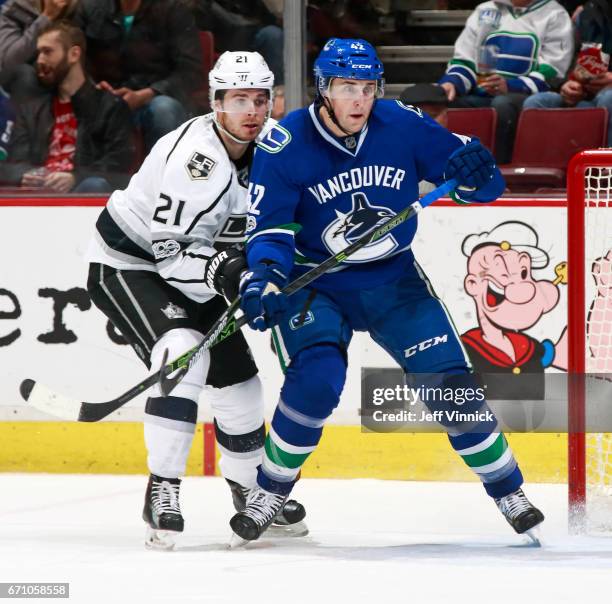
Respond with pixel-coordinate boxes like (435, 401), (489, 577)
(351, 64), (372, 69)
(404, 334), (448, 357)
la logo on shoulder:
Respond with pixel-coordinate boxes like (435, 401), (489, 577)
(186, 151), (217, 180)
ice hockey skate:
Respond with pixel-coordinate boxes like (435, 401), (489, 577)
(226, 479), (308, 539)
(228, 484), (292, 547)
(142, 474), (184, 551)
(495, 488), (544, 546)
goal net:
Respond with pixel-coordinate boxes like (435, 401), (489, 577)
(568, 149), (612, 532)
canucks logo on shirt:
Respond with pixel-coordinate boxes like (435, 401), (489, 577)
(321, 191), (398, 262)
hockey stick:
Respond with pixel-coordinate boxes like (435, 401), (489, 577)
(20, 178), (457, 422)
(157, 177), (459, 395)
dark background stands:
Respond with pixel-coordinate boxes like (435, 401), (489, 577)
(74, 0), (203, 150)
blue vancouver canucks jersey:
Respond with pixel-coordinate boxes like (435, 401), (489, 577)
(245, 99), (467, 291)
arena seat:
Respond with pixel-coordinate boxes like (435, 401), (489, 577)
(192, 31), (216, 113)
(447, 107), (497, 154)
(501, 107), (608, 192)
(198, 30), (216, 75)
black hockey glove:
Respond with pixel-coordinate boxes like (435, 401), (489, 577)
(205, 246), (247, 301)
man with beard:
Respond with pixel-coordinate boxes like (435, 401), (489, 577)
(0, 0), (79, 102)
(0, 20), (134, 192)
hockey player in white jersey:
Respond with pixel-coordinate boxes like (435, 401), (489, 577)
(86, 52), (306, 549)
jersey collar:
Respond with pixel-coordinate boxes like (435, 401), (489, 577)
(308, 103), (369, 157)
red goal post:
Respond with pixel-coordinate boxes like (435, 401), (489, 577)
(567, 149), (612, 532)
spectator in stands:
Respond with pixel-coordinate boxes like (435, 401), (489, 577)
(400, 83), (449, 127)
(559, 0), (583, 16)
(438, 0), (574, 163)
(309, 1), (391, 48)
(271, 84), (285, 119)
(0, 0), (79, 101)
(256, 0), (284, 84)
(74, 0), (202, 152)
(0, 86), (15, 160)
(0, 21), (134, 193)
(523, 0), (612, 146)
(186, 0), (284, 84)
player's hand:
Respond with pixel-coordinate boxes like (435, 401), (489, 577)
(44, 171), (75, 193)
(560, 80), (585, 105)
(445, 140), (504, 204)
(446, 140), (495, 190)
(480, 74), (508, 96)
(440, 82), (456, 102)
(205, 246), (247, 301)
(239, 262), (289, 331)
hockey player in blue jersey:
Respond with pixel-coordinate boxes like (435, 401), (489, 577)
(230, 38), (544, 544)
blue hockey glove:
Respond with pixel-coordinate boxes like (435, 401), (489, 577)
(239, 262), (289, 331)
(445, 140), (505, 204)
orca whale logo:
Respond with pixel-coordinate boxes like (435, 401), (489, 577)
(322, 191), (398, 262)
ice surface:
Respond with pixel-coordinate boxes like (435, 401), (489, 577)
(1, 475), (611, 604)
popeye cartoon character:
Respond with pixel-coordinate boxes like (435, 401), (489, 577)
(461, 221), (567, 401)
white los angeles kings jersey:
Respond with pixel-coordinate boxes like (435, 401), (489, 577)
(87, 113), (274, 303)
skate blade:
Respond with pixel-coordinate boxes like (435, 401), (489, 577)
(228, 531), (249, 549)
(523, 525), (542, 548)
(268, 520), (309, 538)
(144, 526), (178, 551)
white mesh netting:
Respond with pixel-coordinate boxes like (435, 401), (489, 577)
(583, 165), (612, 531)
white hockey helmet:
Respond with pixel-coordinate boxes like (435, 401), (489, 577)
(209, 51), (275, 104)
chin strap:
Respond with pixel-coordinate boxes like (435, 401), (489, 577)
(317, 94), (354, 136)
(213, 113), (251, 145)
(213, 109), (272, 146)
(317, 93), (376, 138)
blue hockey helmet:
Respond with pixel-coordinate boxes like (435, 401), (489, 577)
(314, 38), (384, 96)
